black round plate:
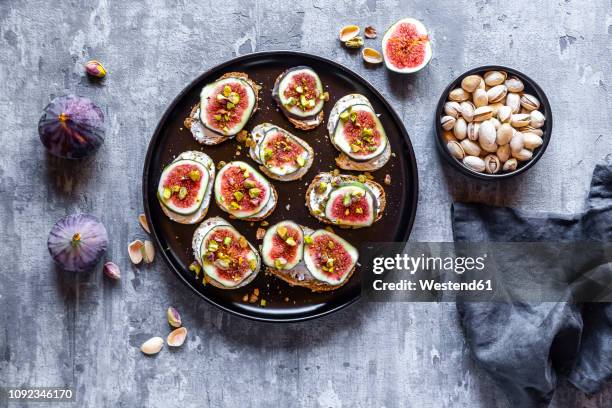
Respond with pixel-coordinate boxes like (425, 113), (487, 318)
(143, 51), (418, 322)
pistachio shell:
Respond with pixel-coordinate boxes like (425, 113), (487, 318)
(523, 133), (543, 150)
(503, 158), (518, 172)
(497, 106), (512, 123)
(511, 113), (531, 128)
(167, 327), (188, 347)
(453, 117), (467, 140)
(467, 122), (480, 141)
(504, 77), (524, 92)
(460, 101), (475, 122)
(497, 144), (511, 162)
(496, 123), (514, 145)
(484, 154), (501, 174)
(473, 88), (488, 108)
(505, 93), (521, 113)
(128, 240), (144, 264)
(143, 240), (155, 263)
(103, 261), (121, 280)
(473, 106), (493, 122)
(441, 116), (456, 131)
(490, 117), (501, 130)
(362, 47), (383, 64)
(463, 156), (486, 173)
(510, 132), (524, 155)
(138, 214), (150, 234)
(461, 75), (482, 93)
(514, 148), (533, 161)
(484, 71), (507, 86)
(444, 101), (462, 118)
(447, 141), (465, 160)
(520, 94), (540, 111)
(449, 88), (470, 102)
(339, 25), (360, 42)
(519, 126), (543, 136)
(442, 131), (456, 142)
(486, 85), (508, 104)
(489, 102), (505, 117)
(530, 110), (546, 128)
(478, 120), (498, 153)
(460, 139), (481, 156)
(85, 60), (106, 78)
(364, 26), (377, 39)
(141, 337), (164, 355)
(167, 307), (182, 328)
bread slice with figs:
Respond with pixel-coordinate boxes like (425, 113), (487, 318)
(305, 172), (386, 228)
(184, 72), (260, 145)
(272, 66), (328, 130)
(260, 220), (358, 291)
(192, 217), (261, 289)
(249, 123), (314, 181)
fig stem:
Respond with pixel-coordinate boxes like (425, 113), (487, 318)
(71, 232), (81, 248)
(58, 112), (70, 122)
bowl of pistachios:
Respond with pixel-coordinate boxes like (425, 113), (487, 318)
(435, 65), (552, 180)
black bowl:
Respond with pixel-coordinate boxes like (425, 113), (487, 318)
(434, 65), (553, 180)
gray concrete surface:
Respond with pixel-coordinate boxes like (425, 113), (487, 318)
(0, 0), (610, 407)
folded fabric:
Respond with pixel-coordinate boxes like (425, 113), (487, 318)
(452, 161), (612, 407)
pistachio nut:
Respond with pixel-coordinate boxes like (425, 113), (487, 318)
(463, 156), (486, 173)
(505, 93), (521, 113)
(497, 105), (512, 123)
(523, 133), (543, 150)
(141, 337), (164, 355)
(484, 71), (507, 86)
(449, 87), (470, 102)
(472, 106), (493, 122)
(442, 131), (456, 142)
(520, 94), (540, 111)
(103, 261), (121, 280)
(461, 75), (482, 93)
(504, 76), (524, 92)
(460, 101), (475, 122)
(460, 139), (482, 156)
(344, 36), (364, 48)
(490, 117), (501, 130)
(444, 101), (462, 118)
(441, 115), (456, 131)
(467, 122), (480, 141)
(496, 123), (514, 145)
(511, 113), (531, 128)
(519, 125), (543, 136)
(167, 306), (182, 328)
(503, 158), (518, 172)
(362, 47), (383, 64)
(473, 88), (488, 107)
(489, 102), (505, 117)
(514, 148), (533, 161)
(484, 154), (501, 174)
(510, 132), (524, 155)
(478, 120), (498, 152)
(453, 117), (467, 140)
(530, 110), (546, 128)
(486, 85), (508, 104)
(339, 25), (360, 42)
(477, 78), (486, 90)
(167, 327), (187, 347)
(447, 141), (465, 160)
(85, 60), (107, 78)
(497, 144), (511, 162)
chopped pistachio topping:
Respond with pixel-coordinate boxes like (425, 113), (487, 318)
(162, 187), (171, 199)
(317, 181), (327, 194)
(263, 148), (273, 161)
(296, 156), (306, 167)
(350, 112), (357, 123)
(188, 170), (201, 181)
(276, 226), (288, 239)
(295, 85), (304, 94)
(230, 201), (240, 210)
(233, 191), (244, 201)
(308, 99), (316, 108)
(229, 93), (240, 104)
(208, 241), (219, 252)
(355, 207), (363, 214)
(357, 174), (366, 183)
(285, 237), (296, 246)
(248, 187), (261, 198)
(339, 110), (350, 121)
(226, 102), (235, 110)
(172, 185), (180, 193)
(350, 144), (361, 153)
(285, 96), (296, 106)
(248, 258), (258, 271)
(239, 236), (248, 249)
(260, 299), (267, 307)
(343, 194), (352, 207)
(216, 93), (225, 101)
(214, 114), (222, 121)
(223, 236), (232, 246)
(243, 169), (250, 178)
(274, 257), (287, 269)
(244, 179), (257, 189)
(304, 235), (313, 244)
(328, 240), (335, 249)
(178, 186), (188, 200)
(223, 85), (232, 97)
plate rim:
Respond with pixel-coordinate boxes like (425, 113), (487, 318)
(142, 50), (419, 323)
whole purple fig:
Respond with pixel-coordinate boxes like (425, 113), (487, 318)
(38, 95), (105, 159)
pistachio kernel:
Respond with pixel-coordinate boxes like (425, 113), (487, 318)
(233, 191), (244, 201)
(162, 187), (172, 199)
(304, 235), (313, 244)
(339, 111), (350, 121)
(188, 170), (201, 182)
(223, 85), (231, 97)
(285, 237), (297, 246)
(296, 156), (306, 167)
(248, 187), (261, 198)
(276, 226), (288, 239)
(343, 194), (352, 207)
(178, 187), (188, 200)
(244, 179), (257, 189)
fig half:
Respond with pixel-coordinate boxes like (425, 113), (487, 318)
(382, 17), (432, 74)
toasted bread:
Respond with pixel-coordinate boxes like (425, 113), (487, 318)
(272, 67), (326, 130)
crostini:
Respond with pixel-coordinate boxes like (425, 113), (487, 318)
(184, 72), (259, 145)
(305, 172), (386, 228)
(214, 161), (277, 221)
(272, 66), (328, 130)
(261, 220), (358, 291)
(157, 151), (215, 224)
(327, 94), (391, 171)
(192, 217), (260, 289)
(249, 123), (314, 181)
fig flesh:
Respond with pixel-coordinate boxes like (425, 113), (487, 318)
(382, 18), (432, 74)
(261, 221), (304, 270)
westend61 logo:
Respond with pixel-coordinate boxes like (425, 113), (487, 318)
(372, 253), (487, 275)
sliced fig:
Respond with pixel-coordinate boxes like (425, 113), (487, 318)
(258, 127), (310, 176)
(198, 223), (259, 288)
(261, 221), (304, 270)
(324, 184), (376, 227)
(214, 161), (272, 218)
(200, 77), (256, 136)
(303, 230), (358, 285)
(273, 66), (324, 119)
(382, 17), (432, 74)
(157, 159), (210, 215)
(332, 103), (388, 161)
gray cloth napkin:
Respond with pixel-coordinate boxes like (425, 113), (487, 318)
(451, 161), (612, 407)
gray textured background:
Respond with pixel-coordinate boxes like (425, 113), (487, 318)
(1, 0), (610, 407)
